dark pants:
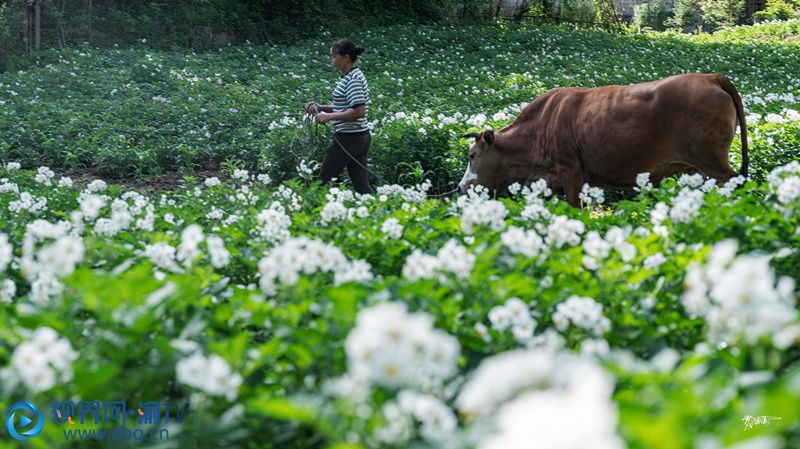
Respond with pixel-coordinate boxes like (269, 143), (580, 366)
(318, 131), (373, 194)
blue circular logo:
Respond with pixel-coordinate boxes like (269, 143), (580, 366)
(6, 402), (44, 441)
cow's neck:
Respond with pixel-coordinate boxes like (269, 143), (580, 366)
(494, 127), (542, 182)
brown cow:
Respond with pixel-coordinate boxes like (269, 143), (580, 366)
(458, 73), (749, 207)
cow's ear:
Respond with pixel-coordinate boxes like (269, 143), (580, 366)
(482, 130), (495, 145)
(461, 132), (480, 140)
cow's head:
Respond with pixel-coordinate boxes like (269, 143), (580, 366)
(458, 130), (505, 193)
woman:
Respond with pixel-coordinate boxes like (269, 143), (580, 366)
(304, 39), (373, 194)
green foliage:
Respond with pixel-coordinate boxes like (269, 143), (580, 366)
(0, 0), (492, 59)
(0, 3), (25, 72)
(701, 0), (746, 31)
(754, 0), (800, 21)
(633, 0), (669, 31)
(0, 154), (799, 448)
(0, 18), (799, 449)
(1, 22), (799, 189)
(666, 0), (702, 31)
(558, 0), (600, 26)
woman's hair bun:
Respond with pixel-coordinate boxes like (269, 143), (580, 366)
(331, 39), (364, 61)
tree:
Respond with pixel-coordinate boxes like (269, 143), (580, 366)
(665, 0), (701, 31)
(700, 0), (746, 31)
(633, 0), (668, 30)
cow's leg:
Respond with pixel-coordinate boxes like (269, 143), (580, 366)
(694, 152), (739, 184)
(558, 166), (583, 208)
(701, 165), (739, 184)
(564, 182), (582, 208)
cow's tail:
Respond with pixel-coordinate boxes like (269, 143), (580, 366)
(717, 75), (749, 177)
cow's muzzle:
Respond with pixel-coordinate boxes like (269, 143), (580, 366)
(458, 165), (477, 194)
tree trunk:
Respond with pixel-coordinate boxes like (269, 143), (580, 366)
(33, 0), (41, 51)
(87, 0), (93, 44)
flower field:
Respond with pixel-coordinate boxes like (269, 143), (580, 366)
(1, 20), (800, 185)
(1, 19), (800, 449)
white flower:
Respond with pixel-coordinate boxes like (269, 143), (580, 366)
(520, 202), (552, 222)
(206, 209), (224, 220)
(402, 250), (441, 282)
(258, 237), (371, 296)
(719, 175), (746, 197)
(320, 200), (351, 225)
(776, 176), (800, 205)
(80, 195), (106, 220)
(677, 173), (704, 188)
(33, 236), (84, 277)
(86, 179), (107, 193)
(437, 240), (475, 280)
(0, 279), (16, 304)
(456, 349), (615, 420)
(580, 339), (610, 356)
(0, 234), (12, 272)
(34, 166), (55, 185)
(344, 302), (459, 390)
(402, 239), (475, 282)
(9, 192), (48, 214)
(296, 160), (318, 178)
(489, 306), (513, 331)
(11, 328), (77, 392)
(477, 369), (622, 449)
(29, 272), (63, 307)
(651, 202), (669, 225)
(635, 172), (652, 192)
(501, 226), (544, 258)
(232, 169), (250, 181)
(375, 390), (457, 444)
(768, 161), (800, 206)
(94, 218), (120, 237)
(650, 348), (680, 373)
(552, 296), (610, 335)
(682, 239), (798, 347)
(381, 218), (404, 239)
(255, 207), (292, 244)
(579, 184), (604, 206)
(547, 216), (585, 248)
(643, 253), (666, 270)
(206, 235), (230, 268)
(204, 177), (221, 187)
(144, 242), (181, 272)
(176, 352), (242, 401)
(177, 224), (204, 267)
(25, 366), (57, 392)
(492, 111), (509, 122)
(467, 113), (487, 127)
(582, 231), (611, 260)
(669, 188), (704, 223)
(460, 199), (507, 234)
(257, 173), (272, 185)
(335, 260), (373, 285)
(765, 112), (785, 124)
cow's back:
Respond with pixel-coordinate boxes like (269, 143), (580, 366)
(566, 74), (738, 187)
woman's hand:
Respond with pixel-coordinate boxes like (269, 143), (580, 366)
(304, 102), (319, 113)
(315, 112), (334, 124)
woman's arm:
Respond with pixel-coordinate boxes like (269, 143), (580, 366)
(316, 105), (365, 123)
(304, 102), (334, 113)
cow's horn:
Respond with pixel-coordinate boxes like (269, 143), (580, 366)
(461, 132), (480, 139)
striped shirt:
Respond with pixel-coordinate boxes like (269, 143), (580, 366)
(332, 67), (370, 133)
